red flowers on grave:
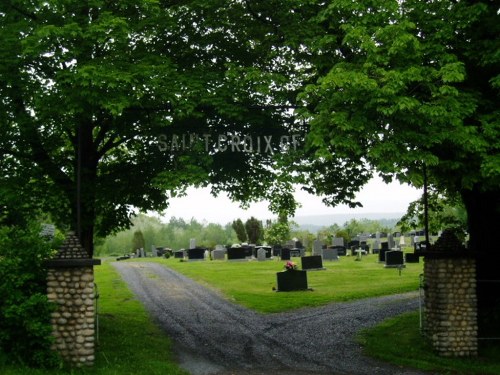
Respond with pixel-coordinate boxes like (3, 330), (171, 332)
(284, 261), (298, 271)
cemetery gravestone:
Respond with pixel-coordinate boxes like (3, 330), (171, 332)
(257, 248), (266, 261)
(174, 250), (185, 259)
(281, 248), (291, 260)
(378, 242), (389, 262)
(276, 270), (308, 291)
(388, 234), (395, 250)
(405, 252), (420, 263)
(323, 248), (339, 261)
(212, 249), (225, 260)
(227, 247), (247, 261)
(313, 240), (323, 256)
(189, 238), (196, 249)
(151, 245), (158, 257)
(301, 255), (325, 270)
(331, 245), (346, 256)
(187, 248), (205, 261)
(385, 250), (405, 268)
(332, 237), (344, 247)
(290, 248), (304, 257)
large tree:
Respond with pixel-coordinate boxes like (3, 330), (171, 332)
(0, 0), (304, 256)
(278, 0), (499, 334)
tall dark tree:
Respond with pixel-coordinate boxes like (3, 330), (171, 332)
(231, 219), (247, 243)
(245, 216), (263, 244)
(0, 0), (304, 256)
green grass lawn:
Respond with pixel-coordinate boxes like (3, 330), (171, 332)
(146, 254), (423, 313)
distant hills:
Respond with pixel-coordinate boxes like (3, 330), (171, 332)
(292, 212), (404, 232)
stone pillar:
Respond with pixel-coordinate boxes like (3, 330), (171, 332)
(422, 230), (477, 357)
(45, 232), (101, 366)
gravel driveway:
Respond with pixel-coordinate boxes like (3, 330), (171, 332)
(113, 262), (427, 375)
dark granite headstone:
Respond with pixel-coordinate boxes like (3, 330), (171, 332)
(187, 247), (205, 260)
(330, 245), (346, 256)
(227, 247), (247, 260)
(301, 255), (325, 270)
(405, 253), (420, 263)
(174, 250), (185, 259)
(276, 270), (308, 291)
(385, 250), (405, 268)
(281, 248), (291, 260)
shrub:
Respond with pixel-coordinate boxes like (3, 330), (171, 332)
(0, 224), (60, 367)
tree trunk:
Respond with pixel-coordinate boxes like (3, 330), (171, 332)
(73, 123), (98, 258)
(462, 186), (500, 337)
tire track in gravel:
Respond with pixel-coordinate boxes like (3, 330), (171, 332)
(113, 262), (428, 375)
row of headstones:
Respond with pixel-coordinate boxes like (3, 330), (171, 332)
(174, 246), (309, 261)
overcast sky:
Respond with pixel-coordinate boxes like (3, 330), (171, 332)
(157, 176), (422, 225)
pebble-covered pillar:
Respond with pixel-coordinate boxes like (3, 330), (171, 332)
(45, 232), (101, 366)
(422, 230), (477, 357)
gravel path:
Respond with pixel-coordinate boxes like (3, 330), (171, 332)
(113, 262), (428, 375)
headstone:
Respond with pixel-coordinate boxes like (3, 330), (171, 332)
(323, 248), (339, 261)
(313, 240), (323, 256)
(227, 247), (247, 261)
(189, 238), (196, 249)
(140, 248), (145, 258)
(376, 231), (381, 241)
(290, 248), (304, 257)
(174, 250), (185, 259)
(276, 270), (308, 291)
(405, 253), (420, 263)
(379, 243), (389, 262)
(151, 245), (158, 257)
(187, 247), (205, 261)
(272, 245), (282, 257)
(281, 248), (291, 261)
(301, 255), (325, 270)
(256, 246), (272, 258)
(332, 237), (344, 247)
(136, 249), (140, 258)
(204, 249), (210, 259)
(388, 234), (395, 250)
(372, 240), (380, 254)
(330, 245), (346, 256)
(399, 235), (406, 247)
(212, 249), (225, 260)
(256, 248), (266, 261)
(385, 250), (405, 268)
(240, 245), (253, 258)
(349, 240), (360, 250)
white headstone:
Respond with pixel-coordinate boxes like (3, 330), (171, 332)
(399, 236), (406, 246)
(189, 238), (196, 249)
(257, 248), (266, 261)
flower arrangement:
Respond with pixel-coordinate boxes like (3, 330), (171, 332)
(284, 261), (298, 271)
